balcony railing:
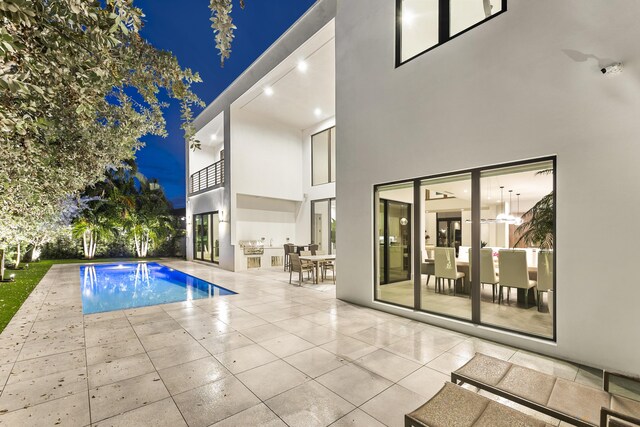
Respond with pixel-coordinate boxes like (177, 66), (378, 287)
(190, 159), (224, 194)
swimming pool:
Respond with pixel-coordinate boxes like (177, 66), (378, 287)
(80, 262), (235, 314)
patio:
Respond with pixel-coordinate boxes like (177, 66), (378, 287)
(0, 260), (623, 426)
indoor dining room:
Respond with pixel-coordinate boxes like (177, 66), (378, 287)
(375, 159), (555, 338)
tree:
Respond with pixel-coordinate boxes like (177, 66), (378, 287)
(0, 0), (204, 258)
(1, 0), (246, 262)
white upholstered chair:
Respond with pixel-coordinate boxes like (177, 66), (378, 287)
(537, 250), (553, 312)
(470, 248), (500, 302)
(498, 249), (537, 308)
(434, 247), (465, 295)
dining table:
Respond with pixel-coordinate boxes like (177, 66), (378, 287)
(299, 254), (336, 284)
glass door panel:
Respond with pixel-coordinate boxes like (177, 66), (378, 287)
(212, 213), (220, 263)
(375, 181), (414, 308)
(194, 215), (203, 260)
(479, 160), (554, 338)
(420, 173), (472, 320)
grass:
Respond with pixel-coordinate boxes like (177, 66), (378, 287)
(0, 257), (159, 333)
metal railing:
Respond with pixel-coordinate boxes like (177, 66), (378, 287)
(190, 159), (224, 194)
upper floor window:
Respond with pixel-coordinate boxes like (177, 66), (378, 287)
(312, 127), (336, 186)
(397, 0), (507, 65)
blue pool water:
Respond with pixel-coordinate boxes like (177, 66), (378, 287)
(80, 262), (235, 314)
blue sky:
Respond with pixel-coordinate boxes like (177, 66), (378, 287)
(135, 0), (316, 207)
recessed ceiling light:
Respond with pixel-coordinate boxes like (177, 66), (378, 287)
(211, 134), (218, 142)
(314, 108), (322, 117)
(264, 86), (274, 96)
(463, 189), (468, 193)
(297, 60), (308, 72)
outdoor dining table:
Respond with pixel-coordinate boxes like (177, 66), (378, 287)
(299, 254), (336, 284)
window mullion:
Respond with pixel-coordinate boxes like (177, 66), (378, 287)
(439, 0), (450, 44)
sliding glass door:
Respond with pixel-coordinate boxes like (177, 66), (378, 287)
(311, 199), (336, 254)
(374, 158), (556, 340)
(193, 212), (219, 264)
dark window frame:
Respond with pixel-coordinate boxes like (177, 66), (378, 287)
(373, 156), (556, 341)
(311, 198), (336, 255)
(395, 0), (508, 67)
(311, 126), (336, 186)
(192, 211), (220, 264)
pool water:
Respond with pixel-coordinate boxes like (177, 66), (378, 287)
(80, 262), (235, 314)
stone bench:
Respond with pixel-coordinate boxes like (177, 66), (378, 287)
(450, 353), (640, 427)
(405, 382), (555, 427)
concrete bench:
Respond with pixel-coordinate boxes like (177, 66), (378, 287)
(451, 353), (640, 427)
(405, 382), (554, 427)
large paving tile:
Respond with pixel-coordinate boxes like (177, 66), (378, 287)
(237, 359), (309, 401)
(0, 366), (87, 412)
(199, 332), (254, 354)
(426, 352), (472, 375)
(239, 323), (288, 343)
(320, 336), (378, 361)
(284, 347), (348, 378)
(84, 325), (138, 348)
(8, 350), (85, 385)
(158, 356), (230, 395)
(449, 338), (517, 361)
(210, 403), (286, 427)
(147, 339), (209, 370)
(266, 381), (355, 427)
(350, 326), (404, 347)
(85, 338), (145, 366)
(88, 352), (156, 388)
(317, 363), (393, 406)
(354, 349), (421, 382)
(214, 343), (279, 374)
(398, 366), (450, 399)
(259, 333), (315, 358)
(17, 334), (85, 361)
(330, 408), (387, 427)
(138, 329), (198, 352)
(92, 397), (186, 427)
(360, 384), (426, 427)
(89, 372), (170, 423)
(173, 376), (260, 427)
(383, 336), (445, 364)
(292, 325), (339, 346)
(0, 364), (11, 394)
(0, 391), (90, 427)
(132, 319), (183, 336)
(181, 319), (232, 340)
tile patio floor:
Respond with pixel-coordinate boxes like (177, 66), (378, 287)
(0, 260), (626, 426)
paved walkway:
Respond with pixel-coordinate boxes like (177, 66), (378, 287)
(0, 260), (610, 426)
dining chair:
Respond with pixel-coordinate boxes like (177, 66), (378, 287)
(315, 250), (335, 283)
(537, 250), (553, 312)
(309, 244), (319, 255)
(434, 247), (465, 295)
(299, 250), (314, 272)
(497, 249), (537, 308)
(283, 243), (295, 272)
(468, 248), (499, 302)
(289, 253), (314, 286)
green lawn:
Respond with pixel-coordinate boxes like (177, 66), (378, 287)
(0, 258), (159, 333)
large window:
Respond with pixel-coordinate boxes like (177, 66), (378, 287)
(374, 158), (555, 339)
(312, 127), (336, 186)
(311, 199), (336, 254)
(397, 0), (507, 65)
(193, 212), (220, 263)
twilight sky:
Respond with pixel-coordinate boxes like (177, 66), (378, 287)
(134, 0), (316, 207)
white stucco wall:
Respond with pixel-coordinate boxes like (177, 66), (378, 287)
(336, 0), (640, 375)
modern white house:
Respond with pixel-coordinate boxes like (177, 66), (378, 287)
(187, 0), (640, 377)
